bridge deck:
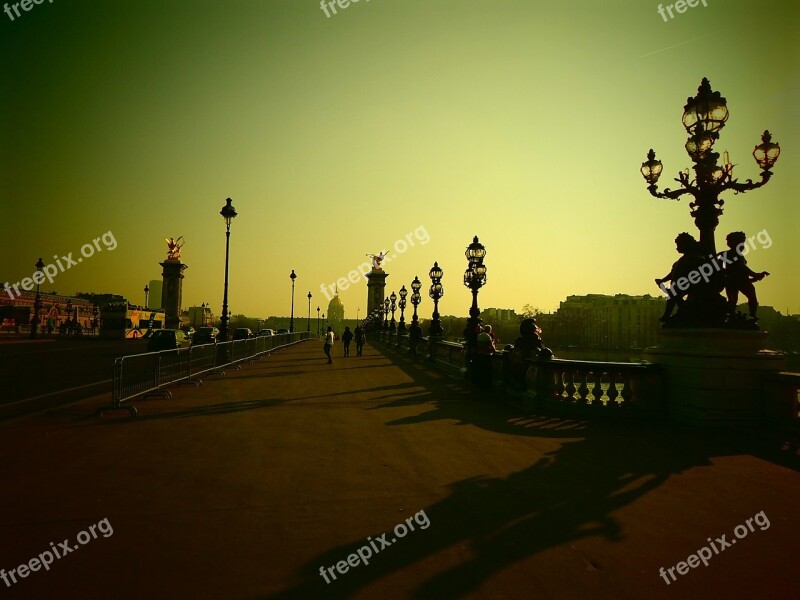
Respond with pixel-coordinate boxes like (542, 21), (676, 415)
(0, 340), (797, 599)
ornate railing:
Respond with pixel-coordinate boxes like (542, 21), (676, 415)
(371, 330), (665, 418)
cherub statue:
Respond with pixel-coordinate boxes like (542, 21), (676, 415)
(366, 251), (389, 271)
(720, 231), (769, 320)
(166, 236), (185, 260)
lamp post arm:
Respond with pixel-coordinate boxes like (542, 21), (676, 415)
(724, 170), (773, 195)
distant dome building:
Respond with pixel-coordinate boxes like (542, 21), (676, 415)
(327, 290), (345, 335)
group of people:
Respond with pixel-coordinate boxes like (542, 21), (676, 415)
(322, 325), (366, 364)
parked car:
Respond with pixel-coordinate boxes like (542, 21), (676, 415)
(233, 328), (254, 340)
(148, 329), (191, 352)
(194, 326), (220, 345)
(276, 328), (290, 335)
(258, 329), (275, 336)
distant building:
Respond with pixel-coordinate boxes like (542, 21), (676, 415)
(186, 304), (214, 328)
(480, 308), (518, 323)
(147, 280), (162, 309)
(547, 294), (666, 349)
(0, 290), (95, 330)
(327, 291), (345, 335)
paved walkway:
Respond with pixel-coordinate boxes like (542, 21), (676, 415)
(0, 340), (798, 599)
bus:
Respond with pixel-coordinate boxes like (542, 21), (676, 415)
(100, 303), (166, 339)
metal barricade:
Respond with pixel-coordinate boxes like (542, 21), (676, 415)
(98, 332), (311, 417)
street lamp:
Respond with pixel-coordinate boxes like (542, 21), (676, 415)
(641, 78), (781, 327)
(307, 291), (312, 332)
(289, 270), (297, 333)
(389, 291), (397, 332)
(397, 286), (407, 334)
(219, 197), (237, 341)
(383, 297), (390, 330)
(410, 276), (422, 325)
(316, 306), (320, 336)
(144, 284), (149, 308)
(29, 258), (44, 338)
(464, 235), (487, 333)
(428, 262), (444, 337)
(64, 298), (72, 333)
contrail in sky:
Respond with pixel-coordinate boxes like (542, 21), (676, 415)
(640, 34), (716, 58)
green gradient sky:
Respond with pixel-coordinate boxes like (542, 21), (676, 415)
(2, 0), (798, 319)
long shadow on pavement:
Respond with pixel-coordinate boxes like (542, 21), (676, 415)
(264, 345), (800, 600)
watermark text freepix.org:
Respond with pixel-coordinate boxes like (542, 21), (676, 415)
(1, 518), (114, 588)
(658, 510), (769, 585)
(319, 225), (429, 301)
(657, 0), (707, 23)
(319, 509), (430, 584)
(657, 228), (771, 299)
(4, 0), (56, 22)
(320, 0), (370, 19)
(4, 231), (118, 300)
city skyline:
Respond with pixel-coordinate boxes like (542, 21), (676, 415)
(3, 1), (797, 319)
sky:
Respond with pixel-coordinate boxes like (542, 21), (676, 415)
(2, 0), (798, 319)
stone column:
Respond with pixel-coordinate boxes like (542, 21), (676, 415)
(160, 259), (188, 330)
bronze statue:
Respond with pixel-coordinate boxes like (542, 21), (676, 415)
(165, 236), (185, 261)
(721, 231), (769, 320)
(366, 251), (389, 271)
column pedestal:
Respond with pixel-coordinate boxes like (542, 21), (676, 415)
(160, 259), (188, 330)
(365, 270), (388, 316)
(643, 329), (785, 426)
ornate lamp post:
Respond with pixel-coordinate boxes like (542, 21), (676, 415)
(383, 297), (390, 330)
(389, 291), (397, 332)
(219, 197), (237, 341)
(144, 284), (149, 308)
(316, 306), (320, 336)
(64, 298), (72, 332)
(428, 262), (444, 337)
(641, 77), (781, 327)
(289, 270), (297, 333)
(463, 235), (487, 332)
(397, 286), (408, 334)
(307, 291), (312, 332)
(410, 276), (422, 325)
(29, 258), (44, 338)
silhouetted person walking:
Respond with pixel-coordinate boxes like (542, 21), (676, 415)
(342, 326), (353, 357)
(324, 326), (334, 364)
(354, 325), (365, 356)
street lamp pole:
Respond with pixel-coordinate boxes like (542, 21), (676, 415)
(144, 285), (149, 308)
(29, 258), (44, 339)
(316, 306), (320, 336)
(307, 291), (312, 332)
(219, 197), (237, 341)
(641, 78), (781, 327)
(289, 270), (297, 333)
(428, 262), (444, 337)
(389, 291), (397, 333)
(410, 276), (422, 326)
